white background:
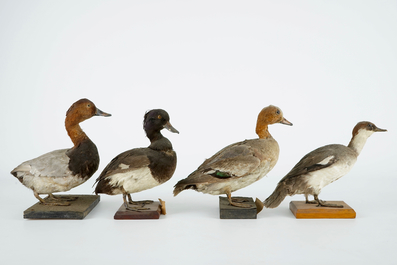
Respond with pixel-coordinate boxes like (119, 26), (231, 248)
(1, 1), (396, 264)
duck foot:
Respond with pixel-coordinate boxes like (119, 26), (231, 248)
(316, 202), (344, 208)
(128, 200), (154, 205)
(127, 194), (153, 205)
(34, 192), (71, 206)
(306, 195), (344, 208)
(227, 193), (252, 208)
(42, 201), (71, 206)
(48, 194), (78, 202)
(123, 203), (150, 212)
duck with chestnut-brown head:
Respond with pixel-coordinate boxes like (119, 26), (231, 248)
(11, 98), (111, 206)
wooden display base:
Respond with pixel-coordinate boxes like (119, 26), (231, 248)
(289, 201), (356, 219)
(219, 196), (257, 219)
(114, 199), (166, 220)
(23, 195), (100, 219)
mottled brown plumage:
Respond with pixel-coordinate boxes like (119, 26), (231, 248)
(173, 105), (292, 209)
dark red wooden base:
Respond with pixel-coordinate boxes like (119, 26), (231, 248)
(114, 200), (165, 220)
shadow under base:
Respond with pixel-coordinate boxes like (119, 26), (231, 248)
(289, 201), (356, 219)
(23, 195), (100, 219)
(114, 200), (165, 220)
(219, 196), (257, 219)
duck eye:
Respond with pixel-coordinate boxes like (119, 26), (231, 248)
(276, 110), (280, 115)
(158, 115), (162, 119)
(87, 104), (91, 108)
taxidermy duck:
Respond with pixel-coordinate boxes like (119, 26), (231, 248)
(11, 98), (111, 206)
(94, 109), (178, 211)
(263, 121), (386, 208)
(173, 105), (292, 209)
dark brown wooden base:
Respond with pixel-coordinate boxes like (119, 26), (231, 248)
(114, 200), (165, 220)
(219, 196), (257, 219)
(289, 201), (356, 219)
(23, 195), (100, 219)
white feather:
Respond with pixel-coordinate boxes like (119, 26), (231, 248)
(107, 167), (160, 194)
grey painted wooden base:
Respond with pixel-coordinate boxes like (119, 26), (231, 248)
(219, 196), (257, 219)
(23, 195), (100, 219)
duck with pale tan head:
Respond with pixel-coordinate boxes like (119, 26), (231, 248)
(173, 105), (292, 211)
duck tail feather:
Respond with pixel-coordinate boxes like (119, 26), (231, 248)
(173, 184), (185, 196)
(264, 184), (288, 208)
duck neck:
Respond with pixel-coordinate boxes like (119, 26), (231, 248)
(65, 117), (89, 147)
(256, 123), (271, 139)
(147, 131), (172, 151)
(347, 130), (373, 155)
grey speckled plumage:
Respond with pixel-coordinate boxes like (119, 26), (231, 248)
(173, 105), (292, 208)
(263, 121), (386, 208)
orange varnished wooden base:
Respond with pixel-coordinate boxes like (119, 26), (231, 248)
(114, 200), (166, 220)
(289, 201), (356, 219)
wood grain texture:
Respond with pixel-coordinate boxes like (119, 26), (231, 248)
(23, 195), (100, 219)
(289, 201), (356, 219)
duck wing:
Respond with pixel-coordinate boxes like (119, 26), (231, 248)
(95, 148), (150, 183)
(199, 142), (262, 178)
(279, 144), (344, 183)
(11, 149), (71, 180)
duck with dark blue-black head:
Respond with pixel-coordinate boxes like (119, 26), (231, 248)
(94, 109), (179, 211)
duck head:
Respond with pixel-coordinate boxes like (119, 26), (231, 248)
(348, 121), (386, 154)
(65, 98), (111, 146)
(352, 121), (387, 136)
(66, 98), (111, 125)
(144, 109), (179, 140)
(255, 105), (292, 139)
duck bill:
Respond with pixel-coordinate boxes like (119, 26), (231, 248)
(95, 108), (112, 117)
(164, 122), (179, 134)
(375, 127), (387, 132)
(279, 117), (293, 126)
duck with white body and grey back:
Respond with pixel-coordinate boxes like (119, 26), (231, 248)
(173, 105), (292, 214)
(263, 121), (386, 210)
(94, 109), (178, 214)
(11, 98), (111, 207)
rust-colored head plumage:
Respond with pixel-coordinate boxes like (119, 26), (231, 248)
(255, 105), (292, 139)
(66, 98), (111, 125)
(65, 98), (111, 146)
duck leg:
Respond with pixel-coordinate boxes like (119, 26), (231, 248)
(122, 193), (150, 211)
(226, 190), (252, 208)
(127, 194), (153, 205)
(305, 194), (319, 204)
(306, 194), (343, 208)
(34, 191), (70, 206)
